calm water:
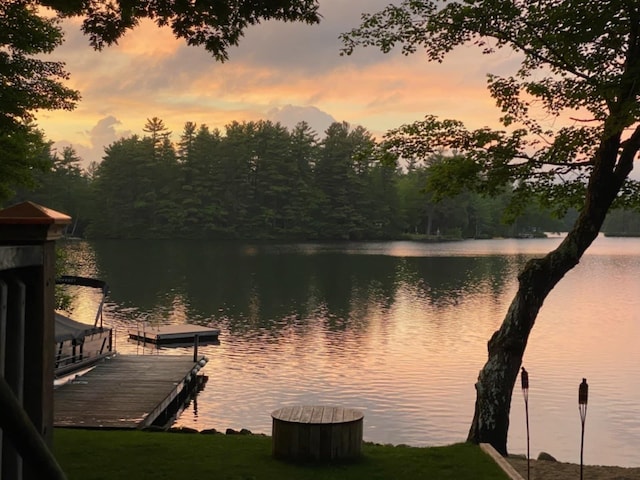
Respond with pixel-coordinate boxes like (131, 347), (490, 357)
(63, 235), (640, 467)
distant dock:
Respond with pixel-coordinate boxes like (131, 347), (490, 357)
(128, 324), (220, 345)
(54, 354), (207, 429)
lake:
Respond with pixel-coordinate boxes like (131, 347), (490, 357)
(62, 235), (640, 467)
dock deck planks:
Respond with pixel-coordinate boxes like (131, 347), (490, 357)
(128, 324), (220, 344)
(54, 354), (205, 429)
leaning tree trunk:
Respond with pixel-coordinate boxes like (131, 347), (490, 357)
(465, 239), (582, 454)
(467, 139), (635, 454)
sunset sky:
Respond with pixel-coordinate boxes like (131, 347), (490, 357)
(38, 1), (524, 167)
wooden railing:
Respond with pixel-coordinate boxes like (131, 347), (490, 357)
(0, 202), (70, 480)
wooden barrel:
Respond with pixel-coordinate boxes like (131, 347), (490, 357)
(271, 405), (364, 461)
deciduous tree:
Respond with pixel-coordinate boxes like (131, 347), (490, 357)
(42, 0), (320, 61)
(0, 2), (79, 202)
(342, 0), (640, 454)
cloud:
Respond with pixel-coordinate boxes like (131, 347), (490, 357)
(86, 116), (129, 150)
(228, 0), (397, 72)
(51, 116), (131, 168)
(51, 0), (409, 100)
(266, 105), (336, 136)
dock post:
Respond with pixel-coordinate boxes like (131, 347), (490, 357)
(193, 335), (199, 362)
(3, 278), (26, 477)
(0, 280), (6, 475)
(0, 201), (71, 480)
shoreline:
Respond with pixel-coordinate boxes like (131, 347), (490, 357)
(507, 456), (640, 480)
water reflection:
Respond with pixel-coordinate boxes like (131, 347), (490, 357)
(82, 241), (520, 330)
(61, 237), (640, 467)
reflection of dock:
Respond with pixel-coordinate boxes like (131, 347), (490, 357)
(128, 324), (220, 344)
(54, 354), (207, 429)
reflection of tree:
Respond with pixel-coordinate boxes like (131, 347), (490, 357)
(86, 240), (519, 338)
(89, 240), (188, 313)
(400, 256), (518, 308)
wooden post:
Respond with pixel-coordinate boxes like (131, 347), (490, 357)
(0, 202), (71, 480)
(0, 280), (6, 475)
(193, 334), (199, 362)
(0, 378), (66, 480)
(3, 278), (26, 478)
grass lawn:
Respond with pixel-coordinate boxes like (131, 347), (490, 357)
(54, 429), (509, 480)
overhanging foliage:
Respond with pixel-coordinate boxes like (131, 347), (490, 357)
(342, 0), (640, 216)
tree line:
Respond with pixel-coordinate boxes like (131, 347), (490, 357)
(8, 117), (585, 241)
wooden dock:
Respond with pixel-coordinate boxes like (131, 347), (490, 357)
(54, 354), (207, 429)
(128, 324), (220, 344)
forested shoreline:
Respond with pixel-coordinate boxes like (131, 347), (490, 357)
(8, 118), (640, 240)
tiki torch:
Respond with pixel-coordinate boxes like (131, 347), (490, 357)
(521, 367), (530, 480)
(579, 378), (589, 480)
